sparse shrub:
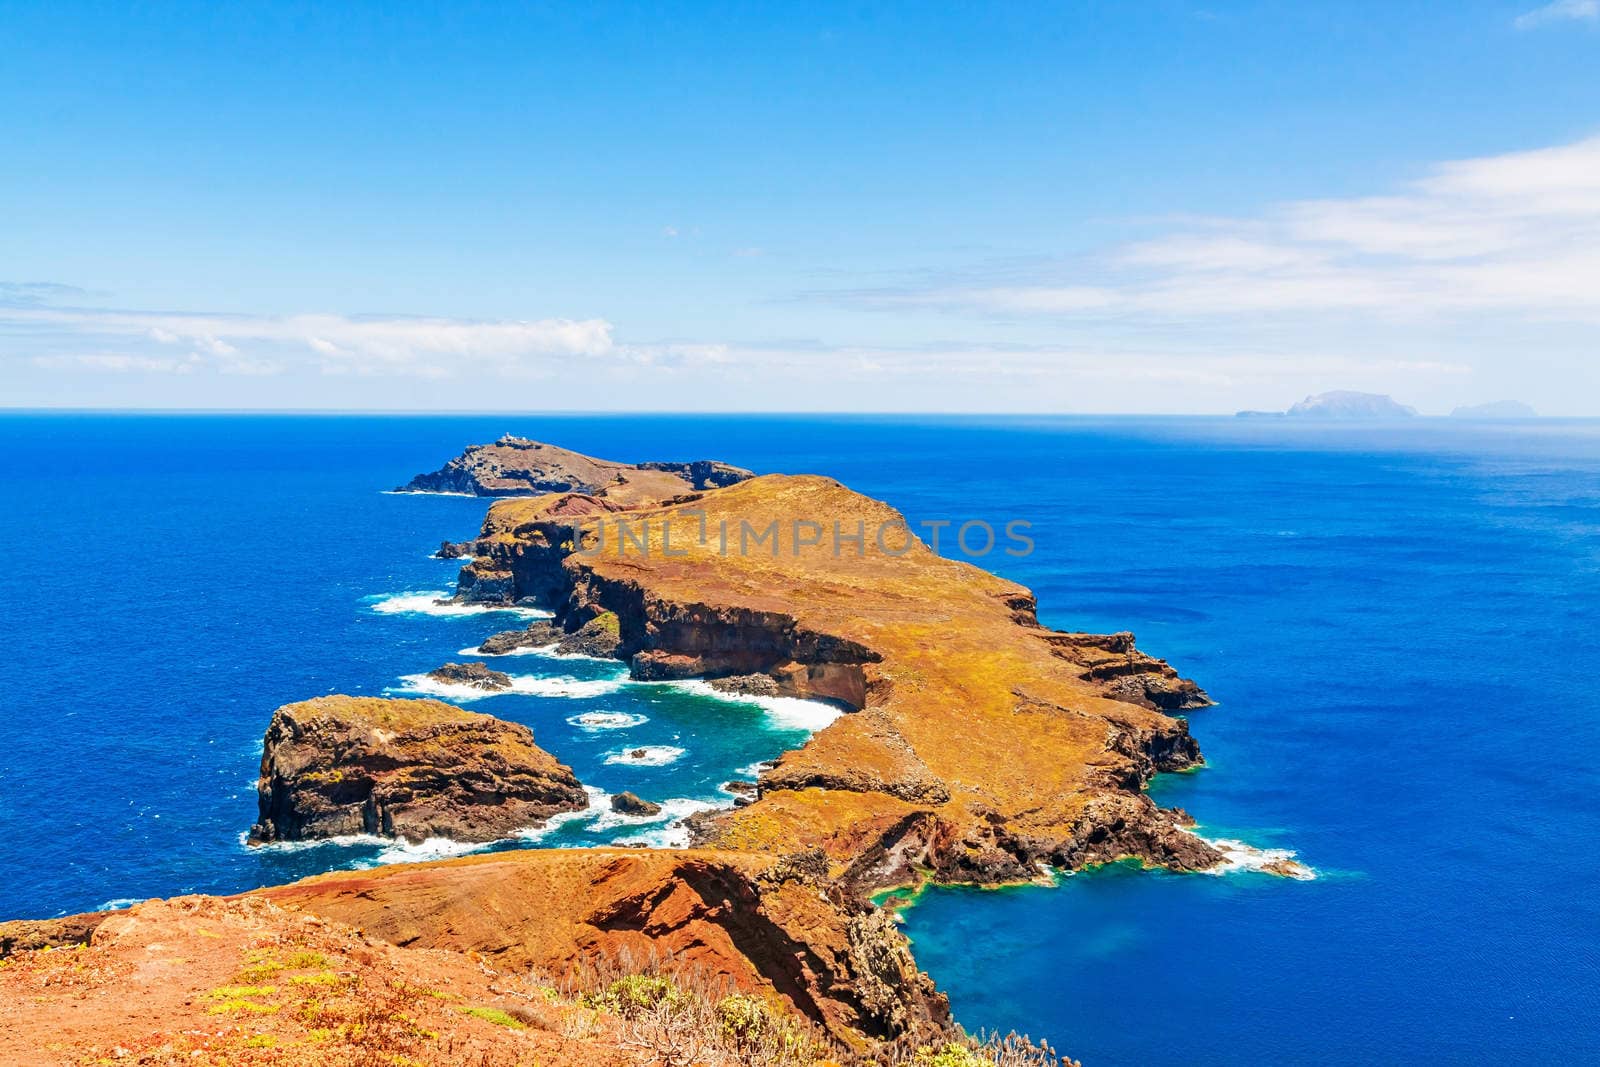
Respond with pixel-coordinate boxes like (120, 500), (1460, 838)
(894, 1032), (1075, 1067)
(461, 1005), (525, 1028)
(913, 1043), (986, 1067)
(289, 970), (345, 987)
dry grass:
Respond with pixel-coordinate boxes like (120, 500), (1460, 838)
(482, 943), (1073, 1067)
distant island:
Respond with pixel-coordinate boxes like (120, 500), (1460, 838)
(1238, 390), (1418, 419)
(1450, 400), (1538, 419)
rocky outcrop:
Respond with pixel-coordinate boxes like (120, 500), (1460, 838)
(444, 473), (1228, 889)
(248, 696), (588, 844)
(480, 620), (560, 654)
(610, 791), (662, 816)
(255, 847), (951, 1048)
(0, 912), (102, 957)
(1038, 630), (1213, 711)
(397, 434), (753, 499)
(710, 672), (784, 697)
(427, 660), (512, 690)
(478, 613), (622, 659)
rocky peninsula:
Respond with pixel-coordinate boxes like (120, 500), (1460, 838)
(1, 436), (1301, 1064)
(397, 433), (753, 498)
(448, 470), (1230, 887)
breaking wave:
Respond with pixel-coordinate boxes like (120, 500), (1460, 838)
(457, 643), (555, 657)
(1200, 836), (1316, 880)
(518, 787), (613, 842)
(97, 897), (145, 912)
(603, 745), (686, 767)
(666, 680), (846, 732)
(367, 591), (552, 619)
(389, 673), (628, 702)
(593, 798), (726, 848)
(567, 711), (650, 731)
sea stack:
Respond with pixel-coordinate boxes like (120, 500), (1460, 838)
(426, 661), (513, 691)
(249, 696), (588, 844)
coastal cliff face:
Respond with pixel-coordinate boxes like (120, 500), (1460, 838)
(449, 473), (1222, 888)
(0, 849), (954, 1061)
(257, 847), (950, 1048)
(249, 696), (588, 844)
(398, 434), (754, 498)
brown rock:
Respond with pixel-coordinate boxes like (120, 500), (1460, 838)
(426, 661), (512, 690)
(257, 848), (951, 1045)
(397, 434), (753, 499)
(479, 620), (561, 654)
(609, 791), (662, 817)
(248, 696), (588, 844)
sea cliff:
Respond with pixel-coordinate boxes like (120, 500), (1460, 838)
(249, 695), (588, 845)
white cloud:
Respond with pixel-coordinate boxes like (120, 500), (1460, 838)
(32, 353), (200, 374)
(1515, 0), (1599, 29)
(819, 134), (1600, 324)
(5, 307), (616, 378)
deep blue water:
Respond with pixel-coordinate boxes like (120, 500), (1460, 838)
(1, 413), (1597, 1062)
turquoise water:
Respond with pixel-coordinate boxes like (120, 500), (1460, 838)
(1, 413), (1597, 1060)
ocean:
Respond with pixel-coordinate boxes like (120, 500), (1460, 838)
(1, 412), (1596, 1062)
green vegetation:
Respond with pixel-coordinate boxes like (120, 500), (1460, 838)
(915, 1044), (988, 1067)
(461, 1005), (526, 1029)
(579, 972), (685, 1015)
(289, 970), (344, 987)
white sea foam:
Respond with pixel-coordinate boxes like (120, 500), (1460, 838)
(458, 643), (555, 657)
(1200, 835), (1316, 880)
(243, 829), (376, 851)
(568, 711), (650, 731)
(738, 760), (776, 778)
(515, 675), (629, 698)
(604, 744), (686, 767)
(597, 798), (727, 848)
(251, 829), (496, 870)
(382, 489), (478, 498)
(665, 680), (846, 732)
(390, 673), (628, 702)
(369, 836), (487, 865)
(458, 641), (614, 664)
(97, 897), (145, 912)
(368, 591), (552, 619)
(535, 648), (618, 664)
(519, 786), (611, 841)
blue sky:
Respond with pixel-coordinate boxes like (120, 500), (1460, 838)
(3, 1), (1598, 412)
